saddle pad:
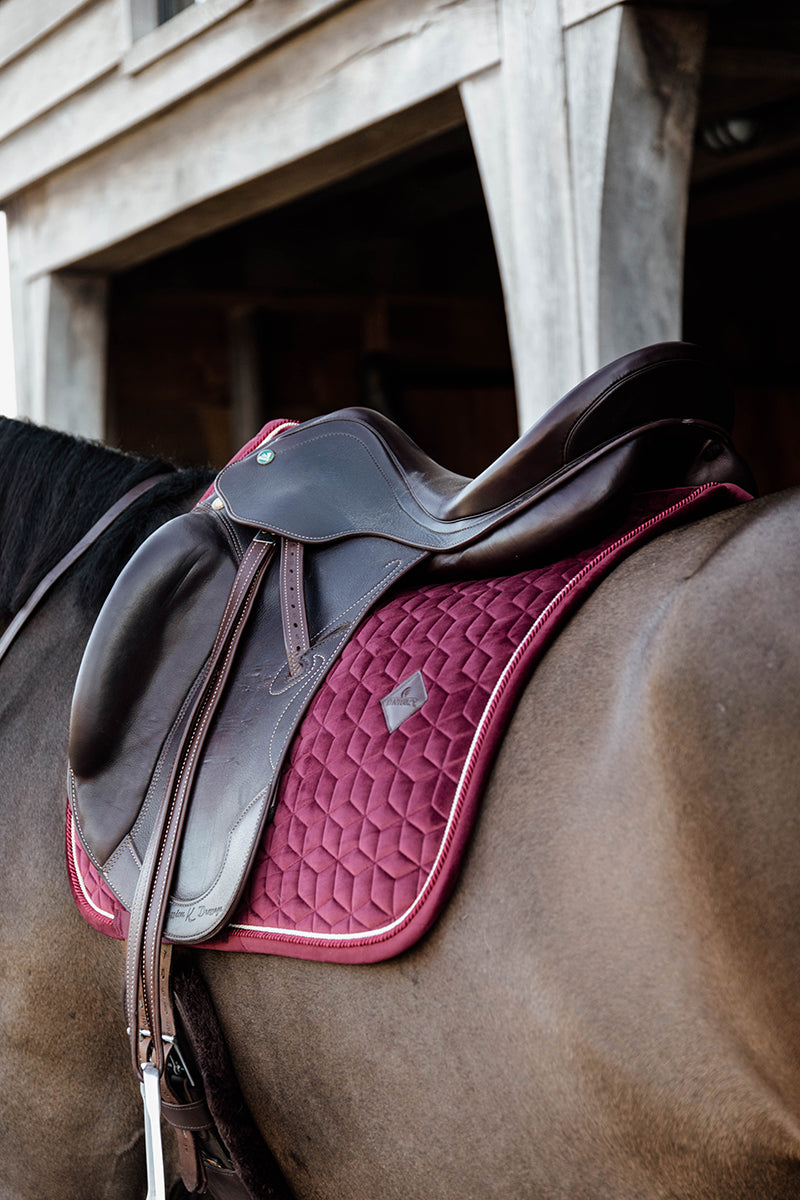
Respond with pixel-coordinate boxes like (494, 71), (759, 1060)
(67, 482), (748, 964)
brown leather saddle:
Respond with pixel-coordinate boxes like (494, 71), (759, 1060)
(67, 340), (748, 1083)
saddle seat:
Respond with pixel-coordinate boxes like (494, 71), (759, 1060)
(214, 342), (745, 578)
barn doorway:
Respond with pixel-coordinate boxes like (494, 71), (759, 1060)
(105, 127), (517, 476)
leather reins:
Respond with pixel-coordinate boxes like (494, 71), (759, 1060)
(0, 472), (170, 668)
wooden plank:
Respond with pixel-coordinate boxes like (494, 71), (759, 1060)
(15, 270), (108, 433)
(12, 0), (498, 277)
(0, 0), (384, 200)
(564, 4), (624, 372)
(126, 0), (251, 72)
(560, 0), (621, 31)
(0, 0), (95, 69)
(77, 91), (466, 271)
(0, 0), (121, 144)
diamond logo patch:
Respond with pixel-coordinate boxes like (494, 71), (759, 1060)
(380, 670), (428, 733)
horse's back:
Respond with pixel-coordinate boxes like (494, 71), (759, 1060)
(202, 488), (800, 1199)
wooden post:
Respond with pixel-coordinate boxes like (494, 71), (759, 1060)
(19, 270), (108, 438)
(461, 0), (707, 430)
(566, 5), (707, 372)
(460, 0), (582, 432)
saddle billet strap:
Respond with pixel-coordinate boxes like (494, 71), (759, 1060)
(0, 472), (170, 668)
(126, 531), (277, 1079)
(280, 538), (309, 676)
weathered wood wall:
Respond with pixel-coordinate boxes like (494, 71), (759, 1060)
(1, 0), (795, 476)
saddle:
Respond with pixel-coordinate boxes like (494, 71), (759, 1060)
(66, 342), (750, 1193)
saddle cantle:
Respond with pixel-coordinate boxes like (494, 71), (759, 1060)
(68, 341), (750, 949)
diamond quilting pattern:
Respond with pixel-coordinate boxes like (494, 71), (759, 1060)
(222, 566), (605, 941)
(66, 485), (748, 962)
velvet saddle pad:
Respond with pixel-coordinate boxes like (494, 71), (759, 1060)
(67, 482), (747, 964)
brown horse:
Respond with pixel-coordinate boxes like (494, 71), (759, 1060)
(2, 414), (800, 1199)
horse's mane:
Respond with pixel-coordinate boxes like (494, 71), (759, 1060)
(0, 417), (214, 618)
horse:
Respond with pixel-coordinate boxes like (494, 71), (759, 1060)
(2, 412), (800, 1200)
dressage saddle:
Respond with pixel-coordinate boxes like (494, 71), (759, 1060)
(67, 341), (749, 1193)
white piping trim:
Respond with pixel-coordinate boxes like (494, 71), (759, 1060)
(228, 594), (555, 943)
(228, 485), (721, 945)
(70, 815), (115, 922)
(258, 421), (298, 446)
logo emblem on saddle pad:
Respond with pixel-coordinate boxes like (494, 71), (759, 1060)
(380, 670), (428, 733)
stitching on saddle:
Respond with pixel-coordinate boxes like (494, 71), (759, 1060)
(292, 545), (310, 657)
(311, 557), (410, 643)
(266, 653), (329, 772)
(166, 782), (273, 917)
(265, 555), (411, 771)
(152, 551), (262, 886)
(131, 533), (269, 848)
(218, 426), (643, 547)
(280, 540), (308, 673)
(212, 508), (248, 561)
(217, 429), (508, 541)
(68, 773), (101, 869)
(124, 669), (206, 854)
(124, 533), (252, 854)
(148, 543), (267, 909)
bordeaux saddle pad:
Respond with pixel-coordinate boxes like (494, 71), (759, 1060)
(67, 481), (748, 964)
(67, 343), (753, 979)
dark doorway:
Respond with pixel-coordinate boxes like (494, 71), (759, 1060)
(684, 0), (800, 495)
(106, 128), (517, 475)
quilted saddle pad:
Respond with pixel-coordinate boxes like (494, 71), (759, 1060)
(67, 483), (747, 964)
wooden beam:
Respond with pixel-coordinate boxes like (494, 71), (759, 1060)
(0, 0), (96, 70)
(64, 92), (466, 272)
(461, 1), (706, 430)
(0, 0), (496, 204)
(566, 5), (707, 370)
(11, 0), (496, 278)
(560, 0), (622, 31)
(0, 0), (121, 144)
(461, 0), (582, 430)
(17, 270), (108, 435)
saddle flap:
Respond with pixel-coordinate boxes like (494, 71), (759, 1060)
(70, 511), (239, 864)
(70, 500), (423, 943)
